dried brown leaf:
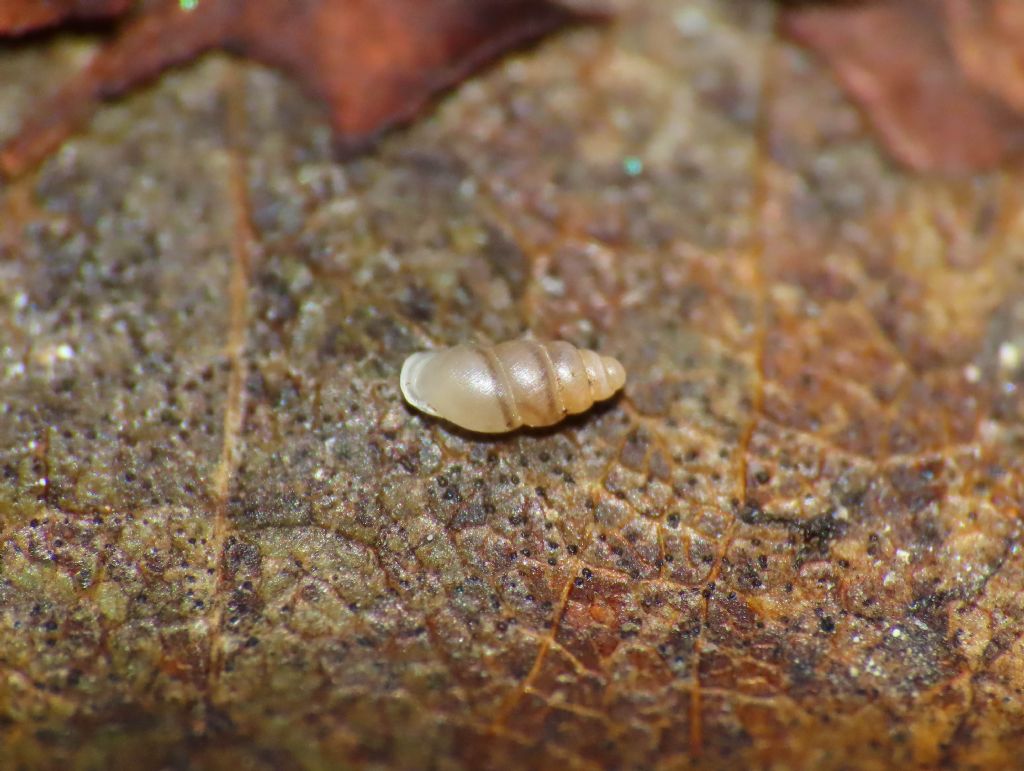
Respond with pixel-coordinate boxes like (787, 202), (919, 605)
(0, 0), (592, 177)
(782, 0), (1024, 173)
(2, 0), (1024, 768)
(0, 0), (131, 36)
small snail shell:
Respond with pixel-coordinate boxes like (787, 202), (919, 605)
(400, 339), (626, 433)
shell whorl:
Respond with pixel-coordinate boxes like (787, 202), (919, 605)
(400, 339), (626, 433)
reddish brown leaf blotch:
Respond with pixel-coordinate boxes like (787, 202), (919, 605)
(782, 0), (1024, 174)
(0, 0), (597, 178)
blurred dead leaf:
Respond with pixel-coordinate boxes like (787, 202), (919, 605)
(0, 0), (590, 178)
(0, 0), (131, 36)
(782, 0), (1024, 173)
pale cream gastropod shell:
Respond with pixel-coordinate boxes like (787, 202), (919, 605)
(400, 339), (626, 433)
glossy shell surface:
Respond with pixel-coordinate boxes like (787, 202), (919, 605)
(400, 339), (626, 433)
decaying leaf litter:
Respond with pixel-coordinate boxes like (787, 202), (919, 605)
(0, 0), (593, 178)
(3, 0), (1024, 768)
(781, 0), (1024, 173)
